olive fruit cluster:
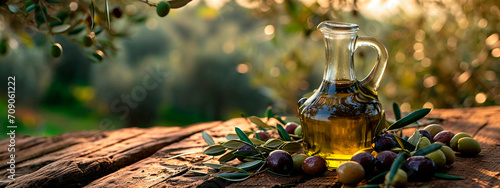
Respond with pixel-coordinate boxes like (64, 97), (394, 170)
(285, 122), (302, 137)
(267, 151), (327, 176)
(425, 124), (481, 156)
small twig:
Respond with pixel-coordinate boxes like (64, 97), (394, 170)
(472, 122), (488, 138)
(137, 0), (157, 7)
(149, 166), (190, 187)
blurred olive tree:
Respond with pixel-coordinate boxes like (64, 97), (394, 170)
(0, 0), (498, 136)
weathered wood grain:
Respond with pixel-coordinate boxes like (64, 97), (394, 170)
(1, 122), (221, 187)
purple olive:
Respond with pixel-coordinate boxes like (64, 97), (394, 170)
(433, 131), (455, 146)
(267, 150), (293, 174)
(253, 130), (270, 141)
(302, 156), (327, 176)
(372, 133), (397, 152)
(402, 156), (435, 181)
(351, 152), (375, 175)
(112, 7), (123, 18)
(375, 151), (397, 172)
(419, 130), (433, 142)
(285, 122), (299, 134)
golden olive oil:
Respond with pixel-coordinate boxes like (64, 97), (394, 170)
(299, 81), (382, 168)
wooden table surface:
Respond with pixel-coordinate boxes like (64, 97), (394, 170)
(0, 106), (499, 188)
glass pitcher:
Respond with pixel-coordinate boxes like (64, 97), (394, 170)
(298, 21), (388, 168)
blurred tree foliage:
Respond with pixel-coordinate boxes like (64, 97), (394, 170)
(0, 0), (499, 136)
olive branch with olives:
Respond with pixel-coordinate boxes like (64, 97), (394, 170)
(1, 0), (190, 60)
(168, 104), (464, 185)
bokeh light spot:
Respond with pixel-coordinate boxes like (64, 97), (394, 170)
(491, 48), (500, 57)
(423, 102), (434, 109)
(421, 58), (431, 67)
(69, 2), (78, 11)
(270, 67), (280, 77)
(236, 64), (249, 73)
(401, 102), (411, 112)
(477, 18), (488, 28)
(423, 76), (437, 88)
(264, 25), (275, 36)
(486, 33), (499, 46)
(475, 93), (487, 104)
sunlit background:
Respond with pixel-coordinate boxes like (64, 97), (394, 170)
(0, 0), (498, 137)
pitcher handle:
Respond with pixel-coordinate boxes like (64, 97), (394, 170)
(356, 36), (388, 92)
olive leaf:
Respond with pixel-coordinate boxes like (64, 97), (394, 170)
(68, 25), (85, 35)
(393, 135), (416, 151)
(225, 134), (239, 140)
(393, 102), (401, 121)
(105, 0), (110, 28)
(233, 150), (258, 157)
(26, 4), (36, 14)
(165, 151), (199, 160)
(51, 24), (71, 33)
(368, 171), (388, 184)
(169, 0), (193, 9)
(374, 112), (388, 136)
(202, 131), (215, 146)
(248, 116), (273, 129)
(249, 138), (265, 145)
(203, 162), (223, 169)
(218, 151), (236, 163)
(393, 135), (406, 150)
(34, 4), (47, 28)
(357, 184), (382, 188)
(388, 153), (405, 183)
(276, 124), (292, 141)
(223, 140), (247, 150)
(203, 145), (226, 156)
(433, 173), (464, 180)
(215, 172), (251, 181)
(90, 0), (95, 31)
(387, 108), (431, 130)
(273, 115), (287, 125)
(265, 106), (274, 119)
(235, 127), (254, 146)
(219, 166), (249, 173)
(237, 160), (264, 171)
(407, 129), (421, 146)
(7, 4), (22, 13)
(413, 143), (443, 156)
(255, 146), (274, 153)
(280, 142), (302, 153)
(267, 170), (290, 176)
(264, 139), (284, 148)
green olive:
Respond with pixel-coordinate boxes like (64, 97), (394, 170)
(294, 126), (302, 137)
(440, 145), (455, 165)
(83, 35), (93, 47)
(450, 132), (471, 151)
(423, 124), (444, 138)
(292, 154), (307, 171)
(457, 137), (481, 156)
(156, 1), (171, 17)
(337, 161), (365, 185)
(424, 150), (446, 168)
(417, 137), (431, 149)
(50, 43), (63, 58)
(385, 169), (407, 188)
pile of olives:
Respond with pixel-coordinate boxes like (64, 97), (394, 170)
(267, 151), (327, 176)
(265, 122), (325, 176)
(336, 124), (481, 186)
